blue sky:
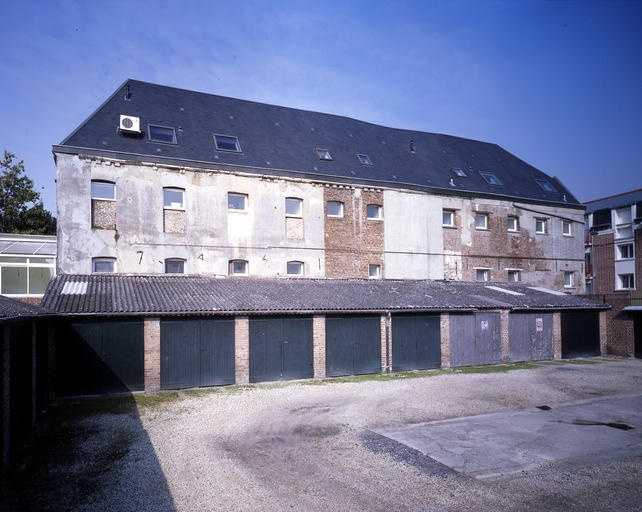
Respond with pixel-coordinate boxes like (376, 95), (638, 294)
(1, 0), (640, 215)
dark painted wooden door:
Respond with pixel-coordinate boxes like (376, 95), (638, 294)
(392, 314), (441, 371)
(509, 313), (553, 362)
(450, 312), (501, 367)
(326, 315), (381, 377)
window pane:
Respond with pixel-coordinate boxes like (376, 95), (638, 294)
(228, 193), (247, 211)
(148, 125), (176, 143)
(286, 198), (302, 216)
(232, 260), (248, 275)
(28, 267), (54, 294)
(564, 272), (573, 287)
(563, 221), (571, 235)
(480, 172), (502, 185)
(369, 264), (381, 278)
(91, 181), (115, 200)
(93, 258), (115, 273)
(536, 219), (546, 233)
(367, 205), (382, 219)
(164, 188), (184, 208)
(535, 179), (557, 192)
(214, 135), (240, 152)
(358, 154), (372, 165)
(443, 211), (453, 226)
(165, 259), (185, 274)
(287, 261), (303, 275)
(327, 201), (343, 217)
(508, 270), (519, 282)
(475, 214), (487, 229)
(316, 149), (332, 160)
(508, 217), (517, 231)
(476, 269), (488, 282)
(1, 266), (28, 294)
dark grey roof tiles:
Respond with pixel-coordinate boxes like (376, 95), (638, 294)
(41, 274), (607, 316)
(584, 188), (642, 214)
(0, 295), (54, 323)
(56, 79), (580, 207)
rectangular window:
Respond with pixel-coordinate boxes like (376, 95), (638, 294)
(357, 154), (372, 165)
(564, 271), (574, 288)
(163, 187), (185, 209)
(475, 213), (488, 230)
(618, 244), (634, 259)
(507, 216), (518, 232)
(327, 201), (344, 217)
(451, 167), (467, 178)
(229, 260), (248, 276)
(562, 220), (572, 236)
(535, 179), (557, 192)
(91, 181), (115, 200)
(93, 257), (116, 273)
(619, 274), (634, 290)
(508, 270), (520, 282)
(476, 269), (489, 282)
(228, 193), (247, 211)
(148, 125), (177, 144)
(369, 264), (381, 279)
(165, 258), (185, 274)
(535, 219), (547, 234)
(315, 149), (332, 161)
(0, 257), (55, 295)
(367, 205), (382, 220)
(443, 210), (455, 227)
(285, 197), (302, 217)
(287, 261), (303, 276)
(214, 135), (241, 152)
(479, 172), (502, 185)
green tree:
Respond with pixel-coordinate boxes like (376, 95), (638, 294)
(0, 151), (56, 235)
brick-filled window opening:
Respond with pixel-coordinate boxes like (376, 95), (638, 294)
(564, 271), (574, 288)
(475, 213), (488, 230)
(285, 197), (303, 217)
(229, 260), (249, 276)
(228, 193), (248, 211)
(507, 216), (519, 232)
(163, 187), (186, 234)
(618, 274), (634, 290)
(368, 264), (382, 279)
(286, 261), (304, 276)
(443, 210), (455, 227)
(535, 218), (547, 235)
(507, 270), (520, 282)
(476, 269), (489, 282)
(366, 204), (382, 220)
(91, 181), (116, 230)
(562, 220), (572, 236)
(165, 258), (185, 274)
(617, 244), (634, 260)
(327, 201), (344, 217)
(92, 257), (116, 273)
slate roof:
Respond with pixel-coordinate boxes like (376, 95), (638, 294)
(54, 79), (580, 208)
(41, 274), (607, 317)
(584, 188), (642, 214)
(0, 295), (54, 324)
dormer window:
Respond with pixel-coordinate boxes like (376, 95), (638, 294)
(316, 149), (332, 161)
(148, 125), (177, 144)
(451, 167), (467, 178)
(535, 179), (557, 192)
(357, 154), (372, 165)
(479, 172), (502, 185)
(214, 134), (241, 152)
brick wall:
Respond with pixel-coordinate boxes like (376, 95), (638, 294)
(235, 317), (249, 384)
(324, 187), (384, 278)
(143, 318), (161, 392)
(163, 209), (186, 233)
(586, 295), (634, 356)
(313, 315), (325, 379)
(286, 217), (304, 240)
(500, 310), (510, 363)
(592, 232), (615, 294)
(92, 199), (116, 230)
(553, 312), (562, 359)
(440, 313), (450, 368)
(636, 227), (642, 290)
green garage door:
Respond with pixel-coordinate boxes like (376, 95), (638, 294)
(326, 315), (381, 377)
(392, 314), (441, 371)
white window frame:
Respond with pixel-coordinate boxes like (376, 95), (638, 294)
(443, 210), (455, 227)
(164, 258), (186, 274)
(618, 273), (634, 290)
(564, 271), (574, 288)
(214, 134), (241, 152)
(315, 148), (332, 161)
(163, 187), (185, 210)
(91, 181), (116, 201)
(327, 201), (344, 218)
(0, 256), (56, 296)
(368, 264), (382, 279)
(535, 218), (547, 235)
(562, 220), (572, 236)
(476, 269), (489, 282)
(617, 244), (634, 260)
(475, 213), (488, 230)
(229, 260), (249, 276)
(366, 205), (383, 220)
(286, 261), (304, 276)
(507, 216), (519, 232)
(228, 193), (248, 211)
(92, 257), (116, 273)
(148, 125), (177, 144)
(507, 270), (520, 282)
(285, 197), (303, 217)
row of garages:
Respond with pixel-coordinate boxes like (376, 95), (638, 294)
(55, 310), (602, 397)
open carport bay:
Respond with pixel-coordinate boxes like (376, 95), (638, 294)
(4, 358), (642, 511)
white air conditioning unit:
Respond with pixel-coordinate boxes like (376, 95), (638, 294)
(119, 115), (140, 133)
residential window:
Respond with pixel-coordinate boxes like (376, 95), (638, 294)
(0, 256), (55, 295)
(615, 207), (633, 239)
(564, 271), (574, 288)
(508, 270), (520, 282)
(562, 220), (572, 236)
(229, 260), (248, 276)
(214, 134), (241, 152)
(451, 167), (467, 178)
(535, 218), (547, 234)
(443, 210), (455, 227)
(148, 125), (177, 144)
(479, 172), (502, 185)
(618, 244), (634, 260)
(535, 179), (557, 192)
(507, 216), (519, 232)
(327, 201), (344, 217)
(91, 181), (116, 230)
(91, 181), (116, 200)
(228, 193), (248, 211)
(285, 197), (302, 217)
(367, 205), (382, 220)
(475, 213), (488, 230)
(357, 154), (372, 165)
(165, 258), (185, 274)
(287, 261), (304, 276)
(619, 274), (634, 290)
(315, 149), (332, 161)
(476, 269), (489, 282)
(369, 264), (381, 279)
(92, 257), (116, 273)
(163, 187), (185, 209)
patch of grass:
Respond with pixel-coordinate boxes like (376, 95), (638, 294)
(564, 359), (601, 365)
(133, 391), (183, 408)
(450, 362), (539, 374)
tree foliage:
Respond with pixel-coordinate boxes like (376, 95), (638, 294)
(0, 151), (56, 235)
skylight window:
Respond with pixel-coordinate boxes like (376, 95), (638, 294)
(315, 149), (332, 161)
(214, 134), (241, 152)
(451, 167), (467, 178)
(479, 171), (503, 185)
(357, 154), (372, 165)
(535, 179), (557, 192)
(148, 125), (177, 144)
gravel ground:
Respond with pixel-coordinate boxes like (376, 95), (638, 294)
(3, 358), (642, 511)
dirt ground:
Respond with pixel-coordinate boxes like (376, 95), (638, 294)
(2, 358), (642, 511)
